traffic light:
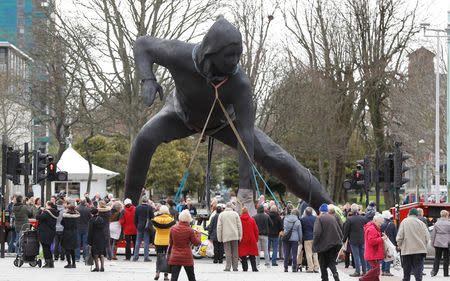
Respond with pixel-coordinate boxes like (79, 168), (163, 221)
(33, 151), (48, 184)
(47, 156), (56, 180)
(46, 156), (68, 181)
(393, 145), (410, 189)
(55, 171), (68, 181)
(342, 170), (360, 190)
(6, 148), (20, 185)
(383, 153), (394, 191)
(356, 156), (371, 191)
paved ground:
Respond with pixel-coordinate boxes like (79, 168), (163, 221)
(0, 253), (447, 281)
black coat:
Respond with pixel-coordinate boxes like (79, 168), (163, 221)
(98, 207), (111, 240)
(61, 212), (80, 250)
(268, 211), (283, 238)
(253, 205), (272, 236)
(343, 214), (368, 246)
(75, 204), (91, 233)
(380, 218), (397, 246)
(169, 207), (179, 221)
(36, 208), (59, 245)
(208, 213), (219, 241)
(134, 204), (154, 232)
(312, 213), (343, 253)
(87, 215), (106, 255)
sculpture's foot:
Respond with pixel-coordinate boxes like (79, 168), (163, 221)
(236, 189), (257, 216)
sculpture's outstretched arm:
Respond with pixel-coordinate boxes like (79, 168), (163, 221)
(133, 36), (188, 107)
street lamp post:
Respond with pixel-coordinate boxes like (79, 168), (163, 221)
(421, 19), (450, 202)
(447, 11), (450, 202)
(418, 139), (427, 202)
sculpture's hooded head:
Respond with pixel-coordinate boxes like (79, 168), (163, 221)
(196, 18), (243, 82)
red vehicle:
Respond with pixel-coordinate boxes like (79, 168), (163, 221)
(390, 202), (450, 224)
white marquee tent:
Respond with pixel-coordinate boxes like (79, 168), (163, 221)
(32, 145), (119, 199)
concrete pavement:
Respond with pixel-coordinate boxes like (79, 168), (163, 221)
(1, 253), (436, 281)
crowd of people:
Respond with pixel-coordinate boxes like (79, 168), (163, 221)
(208, 197), (449, 281)
(4, 192), (450, 281)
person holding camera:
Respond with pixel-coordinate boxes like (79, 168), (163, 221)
(168, 210), (201, 281)
(36, 202), (59, 268)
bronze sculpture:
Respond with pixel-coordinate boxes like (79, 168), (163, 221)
(125, 18), (332, 213)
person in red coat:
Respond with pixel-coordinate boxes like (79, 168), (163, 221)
(238, 206), (259, 272)
(168, 209), (201, 281)
(360, 213), (387, 281)
(119, 198), (138, 260)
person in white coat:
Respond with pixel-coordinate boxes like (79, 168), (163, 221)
(217, 202), (243, 271)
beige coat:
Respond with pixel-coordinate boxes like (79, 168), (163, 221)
(217, 208), (243, 243)
(396, 215), (430, 255)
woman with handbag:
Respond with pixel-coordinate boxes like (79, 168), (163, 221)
(282, 208), (302, 272)
(379, 210), (397, 276)
(360, 213), (387, 281)
(109, 202), (123, 260)
(152, 205), (176, 280)
(97, 201), (112, 260)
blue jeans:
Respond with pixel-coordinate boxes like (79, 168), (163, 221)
(268, 237), (279, 265)
(75, 231), (88, 260)
(15, 232), (23, 254)
(381, 260), (391, 273)
(133, 230), (150, 260)
(8, 231), (17, 253)
(350, 244), (366, 274)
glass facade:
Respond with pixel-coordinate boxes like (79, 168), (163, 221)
(0, 0), (33, 49)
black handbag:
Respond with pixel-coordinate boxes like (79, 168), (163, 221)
(144, 205), (153, 232)
(281, 222), (294, 242)
(157, 246), (171, 273)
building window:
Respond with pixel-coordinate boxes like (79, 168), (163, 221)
(68, 182), (80, 198)
(0, 48), (6, 64)
(55, 182), (81, 199)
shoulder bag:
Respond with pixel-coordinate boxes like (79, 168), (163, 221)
(156, 245), (171, 273)
(144, 205), (153, 232)
(281, 221), (294, 242)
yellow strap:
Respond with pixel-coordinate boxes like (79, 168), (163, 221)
(187, 98), (217, 170)
(236, 198), (253, 210)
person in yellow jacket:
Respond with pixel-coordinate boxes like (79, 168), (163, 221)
(152, 205), (176, 280)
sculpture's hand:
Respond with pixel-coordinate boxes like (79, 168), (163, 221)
(142, 79), (164, 107)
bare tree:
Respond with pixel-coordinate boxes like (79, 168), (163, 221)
(343, 0), (419, 207)
(226, 0), (281, 128)
(0, 74), (31, 146)
(56, 0), (219, 145)
(282, 0), (364, 202)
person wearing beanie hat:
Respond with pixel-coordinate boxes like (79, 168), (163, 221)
(380, 210), (397, 276)
(124, 198), (132, 206)
(408, 208), (418, 216)
(313, 203), (343, 281)
(120, 198), (137, 260)
(396, 207), (430, 280)
(319, 203), (328, 213)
